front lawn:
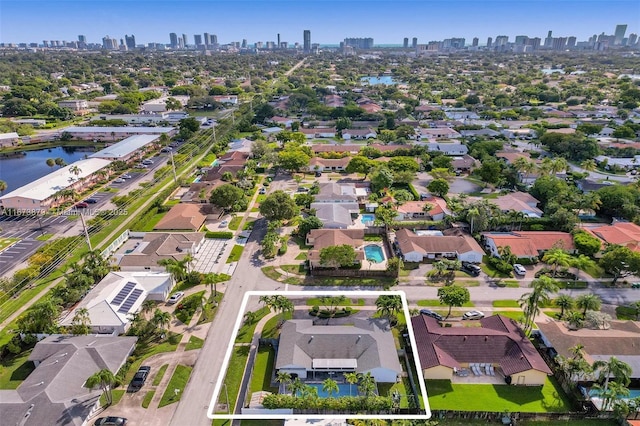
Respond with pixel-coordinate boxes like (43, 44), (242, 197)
(174, 291), (205, 324)
(493, 300), (520, 308)
(249, 346), (278, 394)
(158, 365), (192, 407)
(616, 305), (639, 320)
(281, 264), (306, 275)
(226, 245), (244, 263)
(235, 307), (270, 344)
(261, 312), (293, 339)
(426, 377), (572, 412)
(0, 350), (35, 389)
(228, 216), (243, 230)
(216, 345), (250, 413)
(417, 299), (475, 307)
(305, 297), (365, 306)
(185, 336), (204, 351)
(493, 310), (525, 320)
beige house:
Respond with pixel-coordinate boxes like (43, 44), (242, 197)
(154, 203), (207, 231)
(306, 228), (365, 268)
(118, 232), (205, 272)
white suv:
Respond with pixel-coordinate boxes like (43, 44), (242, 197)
(513, 264), (526, 276)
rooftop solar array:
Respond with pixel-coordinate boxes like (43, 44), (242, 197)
(118, 288), (143, 313)
(111, 282), (136, 305)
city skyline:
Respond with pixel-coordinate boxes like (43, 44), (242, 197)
(0, 0), (638, 45)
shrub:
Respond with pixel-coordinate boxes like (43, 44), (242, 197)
(278, 243), (288, 255)
(486, 256), (513, 275)
(205, 231), (233, 239)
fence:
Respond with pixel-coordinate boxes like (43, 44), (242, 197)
(430, 410), (613, 422)
(100, 229), (130, 259)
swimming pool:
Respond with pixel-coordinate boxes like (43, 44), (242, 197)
(589, 388), (640, 399)
(365, 245), (385, 263)
(360, 76), (400, 85)
(303, 383), (359, 398)
(361, 214), (375, 224)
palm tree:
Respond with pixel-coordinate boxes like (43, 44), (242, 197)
(158, 259), (187, 283)
(358, 372), (377, 398)
(244, 310), (257, 325)
(519, 275), (559, 335)
(290, 377), (305, 398)
(0, 180), (6, 195)
(566, 311), (584, 329)
(202, 272), (223, 297)
(571, 254), (595, 284)
(46, 158), (56, 169)
(542, 248), (572, 277)
(85, 369), (118, 406)
(592, 356), (633, 394)
(581, 159), (597, 173)
(375, 295), (403, 323)
(276, 371), (291, 394)
(466, 207), (480, 234)
(322, 378), (339, 398)
(497, 245), (517, 265)
(554, 295), (574, 319)
(151, 308), (172, 334)
(344, 372), (360, 396)
(596, 380), (630, 411)
(140, 300), (156, 320)
(54, 157), (66, 168)
(69, 165), (82, 182)
(71, 307), (91, 335)
(551, 157), (569, 174)
(576, 293), (602, 315)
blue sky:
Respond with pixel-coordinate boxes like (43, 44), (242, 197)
(0, 0), (638, 45)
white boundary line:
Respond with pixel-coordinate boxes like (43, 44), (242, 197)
(207, 289), (431, 420)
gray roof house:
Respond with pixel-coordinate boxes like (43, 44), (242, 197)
(275, 319), (402, 383)
(0, 335), (137, 426)
(311, 202), (359, 229)
(314, 182), (358, 203)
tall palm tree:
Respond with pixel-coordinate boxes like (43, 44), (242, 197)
(344, 372), (360, 396)
(276, 371), (291, 394)
(554, 295), (574, 319)
(202, 272), (223, 297)
(322, 378), (339, 398)
(466, 207), (480, 234)
(71, 307), (91, 335)
(592, 356), (633, 393)
(290, 377), (305, 398)
(151, 308), (172, 334)
(576, 293), (601, 315)
(69, 165), (82, 182)
(519, 275), (559, 334)
(158, 259), (187, 283)
(551, 157), (569, 174)
(571, 254), (595, 284)
(358, 372), (377, 398)
(581, 159), (597, 173)
(140, 300), (156, 320)
(375, 295), (403, 323)
(85, 369), (118, 406)
(542, 248), (572, 277)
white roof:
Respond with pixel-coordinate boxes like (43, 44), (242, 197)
(0, 132), (19, 140)
(90, 134), (159, 159)
(65, 126), (174, 134)
(0, 158), (112, 202)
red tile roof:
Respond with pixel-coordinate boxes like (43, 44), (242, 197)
(411, 314), (552, 375)
(483, 231), (574, 257)
(587, 221), (640, 252)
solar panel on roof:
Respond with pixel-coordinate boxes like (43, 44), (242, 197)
(118, 289), (143, 313)
(111, 282), (136, 305)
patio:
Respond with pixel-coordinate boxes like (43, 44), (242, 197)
(450, 365), (506, 385)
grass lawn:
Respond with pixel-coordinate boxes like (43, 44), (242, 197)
(616, 305), (639, 320)
(304, 297), (365, 306)
(280, 264), (306, 275)
(499, 280), (521, 288)
(0, 350), (34, 389)
(0, 237), (18, 251)
(152, 364), (169, 386)
(556, 281), (589, 289)
(228, 216), (243, 231)
(100, 389), (126, 407)
(198, 292), (224, 324)
(226, 245), (244, 263)
(158, 365), (192, 407)
(239, 420), (284, 426)
(493, 310), (524, 320)
(249, 346), (278, 394)
(261, 266), (282, 281)
(481, 260), (512, 279)
(235, 307), (270, 344)
(294, 252), (307, 260)
(35, 233), (54, 241)
(216, 345), (250, 413)
(582, 262), (605, 278)
(434, 421), (615, 426)
(243, 219), (256, 231)
(123, 335), (181, 384)
(426, 377), (572, 412)
(378, 378), (411, 408)
(142, 390), (155, 408)
(417, 299), (475, 308)
(493, 300), (520, 308)
(261, 312), (293, 339)
(185, 336), (204, 351)
(309, 276), (396, 287)
(174, 291), (205, 324)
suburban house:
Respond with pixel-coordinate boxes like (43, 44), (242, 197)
(482, 231), (575, 260)
(394, 198), (450, 221)
(311, 202), (359, 229)
(275, 319), (402, 383)
(395, 228), (485, 263)
(309, 157), (350, 172)
(417, 128), (462, 140)
(324, 94), (344, 107)
(491, 192), (543, 218)
(342, 128), (377, 140)
(420, 143), (469, 155)
(118, 232), (205, 271)
(585, 221), (640, 252)
(412, 314), (552, 385)
(306, 228), (365, 268)
(58, 99), (89, 111)
(269, 116), (294, 128)
(154, 203), (207, 231)
(537, 318), (640, 382)
(314, 182), (368, 203)
(576, 179), (611, 193)
(451, 154), (478, 172)
(0, 131), (20, 147)
(63, 126), (176, 140)
(59, 271), (174, 334)
(0, 335), (137, 426)
(212, 95), (238, 105)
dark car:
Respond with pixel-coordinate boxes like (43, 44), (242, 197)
(94, 417), (127, 426)
(85, 198), (98, 204)
(419, 309), (444, 321)
(315, 171), (322, 177)
(75, 202), (89, 208)
(461, 262), (481, 276)
(130, 366), (151, 389)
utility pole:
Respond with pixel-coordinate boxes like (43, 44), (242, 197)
(79, 212), (92, 251)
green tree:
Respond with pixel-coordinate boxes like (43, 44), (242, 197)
(276, 371), (292, 394)
(542, 248), (572, 277)
(374, 204), (397, 227)
(576, 293), (601, 315)
(370, 167), (394, 192)
(151, 308), (172, 334)
(599, 245), (640, 285)
(158, 258), (188, 283)
(387, 156), (419, 173)
(0, 180), (6, 194)
(519, 276), (559, 335)
(344, 372), (360, 397)
(319, 244), (357, 268)
(437, 285), (470, 319)
(85, 369), (118, 406)
(554, 295), (574, 319)
(278, 149), (310, 173)
(209, 184), (245, 211)
(46, 158), (55, 169)
(260, 190), (298, 221)
(375, 295), (403, 323)
(54, 157), (66, 167)
(297, 215), (323, 237)
(427, 178), (449, 198)
(294, 193), (314, 209)
(71, 307), (91, 335)
(345, 156), (376, 179)
(592, 356), (633, 394)
(571, 254), (596, 284)
(322, 378), (339, 398)
(572, 230), (602, 256)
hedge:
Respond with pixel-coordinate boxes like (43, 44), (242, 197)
(205, 231), (233, 239)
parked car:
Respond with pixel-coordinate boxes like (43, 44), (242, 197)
(75, 202), (89, 208)
(161, 147), (172, 153)
(462, 310), (485, 320)
(167, 291), (184, 304)
(420, 193), (429, 200)
(85, 198), (98, 204)
(114, 178), (126, 183)
(134, 163), (148, 169)
(142, 159), (154, 165)
(121, 174), (132, 179)
(419, 309), (444, 321)
(461, 262), (481, 276)
(130, 366), (151, 389)
(258, 188), (266, 194)
(94, 417), (127, 426)
(315, 171), (322, 177)
(296, 187), (309, 192)
(219, 220), (228, 227)
(513, 264), (526, 276)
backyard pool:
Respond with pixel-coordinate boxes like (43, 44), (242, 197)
(364, 245), (385, 263)
(303, 383), (359, 398)
(589, 388), (640, 399)
(361, 214), (375, 224)
(360, 76), (400, 85)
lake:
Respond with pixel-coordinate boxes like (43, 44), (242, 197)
(0, 146), (95, 193)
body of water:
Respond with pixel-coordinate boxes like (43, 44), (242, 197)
(589, 388), (640, 399)
(365, 245), (385, 263)
(360, 76), (400, 85)
(0, 146), (94, 192)
(304, 383), (359, 398)
(361, 214), (375, 224)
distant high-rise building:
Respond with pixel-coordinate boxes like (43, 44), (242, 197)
(169, 33), (178, 48)
(412, 37), (418, 48)
(472, 37), (479, 47)
(628, 33), (638, 46)
(344, 37), (374, 49)
(43, 40), (49, 47)
(566, 36), (577, 48)
(182, 34), (188, 48)
(515, 35), (528, 45)
(102, 35), (118, 50)
(486, 37), (493, 48)
(403, 37), (408, 48)
(78, 35), (86, 43)
(277, 33), (281, 46)
(242, 39), (247, 48)
(255, 41), (263, 49)
(212, 34), (218, 45)
(194, 34), (203, 46)
(552, 37), (567, 51)
(528, 37), (541, 50)
(495, 35), (509, 46)
(125, 34), (136, 50)
(204, 32), (211, 46)
(615, 24), (627, 45)
(303, 30), (311, 53)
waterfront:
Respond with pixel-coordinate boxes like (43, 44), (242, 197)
(0, 145), (95, 192)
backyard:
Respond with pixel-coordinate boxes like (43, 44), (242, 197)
(426, 377), (572, 413)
